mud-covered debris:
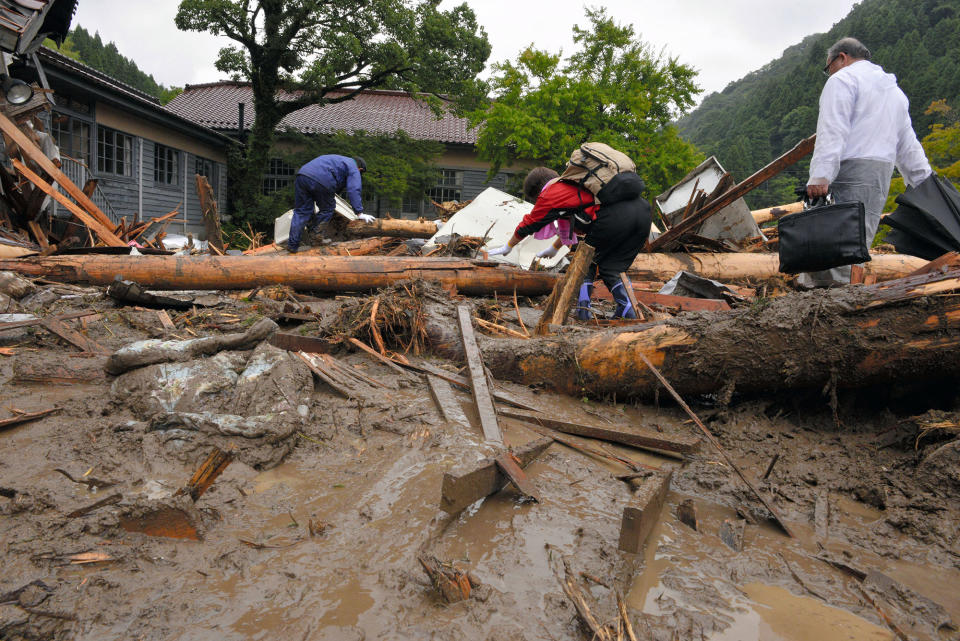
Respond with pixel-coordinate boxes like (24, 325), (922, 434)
(175, 447), (234, 501)
(418, 555), (473, 603)
(65, 492), (122, 518)
(0, 271), (36, 299)
(107, 279), (195, 310)
(104, 316), (278, 375)
(719, 518), (746, 551)
(118, 496), (203, 540)
(676, 498), (699, 531)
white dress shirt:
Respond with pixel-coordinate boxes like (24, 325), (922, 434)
(808, 60), (931, 188)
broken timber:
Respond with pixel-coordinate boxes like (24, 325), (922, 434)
(534, 243), (595, 335)
(0, 255), (560, 295)
(650, 135), (816, 251)
(176, 447), (234, 501)
(618, 469), (671, 554)
(440, 437), (552, 514)
(391, 358), (539, 411)
(194, 175), (224, 253)
(457, 305), (502, 444)
(494, 452), (540, 503)
(0, 408), (60, 432)
(499, 408), (699, 456)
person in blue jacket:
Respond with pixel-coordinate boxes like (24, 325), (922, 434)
(287, 155), (374, 253)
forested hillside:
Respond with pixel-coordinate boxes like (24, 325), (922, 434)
(678, 0), (960, 207)
(45, 26), (181, 104)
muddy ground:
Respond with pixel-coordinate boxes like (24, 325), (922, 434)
(1, 277), (959, 641)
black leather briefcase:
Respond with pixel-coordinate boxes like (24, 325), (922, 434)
(778, 194), (870, 274)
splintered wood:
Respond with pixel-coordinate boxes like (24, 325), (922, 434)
(176, 448), (234, 501)
(298, 351), (388, 399)
(456, 305), (502, 444)
(534, 243), (595, 335)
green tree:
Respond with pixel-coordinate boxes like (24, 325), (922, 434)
(175, 0), (491, 227)
(468, 7), (702, 199)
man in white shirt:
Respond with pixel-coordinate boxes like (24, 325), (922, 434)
(802, 37), (932, 287)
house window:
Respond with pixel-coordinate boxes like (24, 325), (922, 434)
(195, 156), (217, 196)
(262, 158), (295, 194)
(97, 126), (133, 177)
(401, 196), (423, 217)
(429, 169), (462, 202)
(154, 144), (180, 186)
(51, 114), (91, 167)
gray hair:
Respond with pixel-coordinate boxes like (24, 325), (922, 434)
(827, 37), (871, 63)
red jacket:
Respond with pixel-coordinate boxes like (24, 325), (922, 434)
(515, 180), (599, 240)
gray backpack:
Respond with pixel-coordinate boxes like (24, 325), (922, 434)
(559, 143), (636, 200)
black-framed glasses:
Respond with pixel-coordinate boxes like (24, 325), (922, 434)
(822, 55), (839, 76)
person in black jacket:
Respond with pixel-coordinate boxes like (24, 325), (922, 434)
(577, 171), (652, 319)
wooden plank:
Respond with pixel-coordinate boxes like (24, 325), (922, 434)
(0, 112), (116, 231)
(650, 134), (816, 251)
(157, 310), (176, 331)
(11, 159), (126, 247)
(175, 447), (233, 501)
(0, 407), (60, 432)
(905, 251), (960, 277)
(426, 374), (469, 426)
(348, 337), (414, 377)
(618, 272), (654, 320)
(494, 452), (540, 503)
(618, 469), (672, 553)
(0, 311), (97, 332)
(26, 220), (48, 249)
(457, 304), (502, 444)
(535, 243), (595, 335)
(40, 317), (107, 353)
(594, 282), (731, 312)
(393, 357), (539, 411)
(297, 351), (358, 398)
(269, 332), (333, 354)
(499, 408), (700, 456)
(440, 437), (552, 513)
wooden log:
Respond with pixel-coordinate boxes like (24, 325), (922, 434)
(194, 175), (224, 253)
(499, 407), (699, 456)
(457, 305), (502, 444)
(476, 270), (960, 399)
(650, 135), (816, 251)
(344, 218), (438, 239)
(176, 447), (234, 501)
(752, 201), (804, 224)
(0, 254), (560, 295)
(0, 407), (60, 432)
(535, 243), (595, 335)
(628, 251), (926, 283)
(618, 469), (671, 554)
(440, 437), (552, 514)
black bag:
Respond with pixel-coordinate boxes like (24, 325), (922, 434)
(778, 193), (870, 274)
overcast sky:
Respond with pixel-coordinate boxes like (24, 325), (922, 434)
(71, 0), (858, 105)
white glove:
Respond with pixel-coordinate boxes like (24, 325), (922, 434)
(536, 245), (559, 258)
(487, 245), (513, 256)
(357, 213), (376, 224)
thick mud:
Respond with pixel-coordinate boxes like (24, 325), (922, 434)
(1, 281), (959, 640)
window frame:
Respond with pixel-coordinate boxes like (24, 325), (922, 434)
(262, 157), (296, 195)
(96, 125), (134, 178)
(153, 143), (180, 187)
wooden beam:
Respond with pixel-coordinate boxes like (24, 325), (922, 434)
(457, 304), (502, 444)
(650, 135), (816, 251)
(391, 357), (539, 411)
(427, 374), (469, 426)
(535, 243), (595, 335)
(440, 437), (552, 514)
(494, 452), (540, 503)
(11, 159), (125, 247)
(499, 407), (700, 456)
(0, 111), (116, 231)
(618, 469), (672, 553)
(40, 317), (107, 353)
(194, 174), (224, 252)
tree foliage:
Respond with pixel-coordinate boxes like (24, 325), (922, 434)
(679, 0), (960, 208)
(44, 26), (182, 104)
(468, 7), (702, 200)
(175, 0), (491, 226)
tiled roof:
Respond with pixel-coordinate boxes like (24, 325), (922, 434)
(36, 47), (233, 144)
(166, 82), (477, 145)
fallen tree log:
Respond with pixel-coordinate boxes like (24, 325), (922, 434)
(0, 255), (559, 295)
(344, 218), (438, 239)
(628, 252), (925, 283)
(752, 202), (803, 225)
(471, 269), (960, 398)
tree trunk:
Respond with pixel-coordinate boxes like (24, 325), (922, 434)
(474, 270), (960, 399)
(0, 255), (559, 296)
(344, 218), (438, 239)
(752, 202), (803, 225)
(628, 252), (925, 282)
(195, 175), (224, 252)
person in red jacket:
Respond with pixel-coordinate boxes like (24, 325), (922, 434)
(489, 167), (651, 319)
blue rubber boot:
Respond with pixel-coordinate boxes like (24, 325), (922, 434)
(610, 281), (637, 319)
(575, 281), (594, 320)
